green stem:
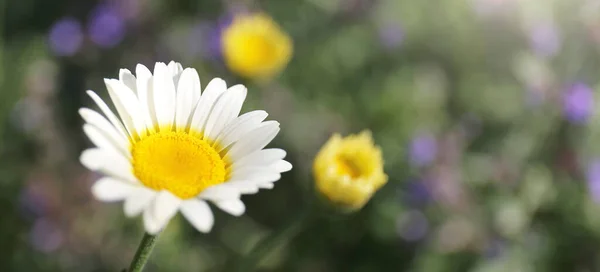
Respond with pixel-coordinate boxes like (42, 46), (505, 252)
(127, 232), (162, 272)
(235, 206), (313, 272)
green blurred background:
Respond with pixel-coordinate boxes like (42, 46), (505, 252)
(4, 0), (600, 271)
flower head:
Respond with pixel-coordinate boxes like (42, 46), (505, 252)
(562, 82), (594, 124)
(80, 61), (291, 234)
(88, 4), (126, 48)
(408, 133), (437, 167)
(378, 23), (404, 49)
(48, 18), (83, 56)
(221, 13), (292, 81)
(587, 159), (600, 203)
(313, 131), (388, 211)
(529, 23), (561, 58)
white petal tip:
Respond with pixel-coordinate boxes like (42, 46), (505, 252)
(216, 200), (245, 216)
(275, 160), (293, 172)
(78, 108), (89, 118)
(80, 149), (101, 170)
(258, 182), (275, 189)
(91, 178), (133, 202)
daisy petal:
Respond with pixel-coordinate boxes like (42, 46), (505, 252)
(215, 110), (268, 151)
(80, 148), (136, 183)
(87, 90), (130, 140)
(233, 148), (287, 169)
(124, 187), (155, 217)
(199, 184), (241, 201)
(80, 148), (103, 169)
(119, 69), (137, 94)
(214, 199), (245, 216)
(92, 177), (136, 202)
(226, 121), (280, 160)
(153, 62), (177, 130)
(232, 169), (281, 184)
(152, 191), (182, 226)
(175, 68), (201, 131)
(180, 199), (214, 233)
(258, 183), (274, 189)
(79, 108), (129, 154)
(83, 124), (130, 159)
(203, 85), (247, 140)
(143, 205), (162, 235)
(189, 78), (226, 133)
(271, 160), (292, 172)
(136, 64), (157, 132)
(104, 79), (147, 137)
(168, 61), (184, 86)
(226, 181), (260, 194)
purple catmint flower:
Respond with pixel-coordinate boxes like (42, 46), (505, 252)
(48, 18), (83, 56)
(563, 82), (594, 124)
(409, 133), (438, 167)
(88, 4), (126, 48)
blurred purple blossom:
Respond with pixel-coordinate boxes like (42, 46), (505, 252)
(409, 133), (438, 167)
(378, 23), (404, 49)
(88, 4), (126, 48)
(19, 184), (50, 219)
(211, 16), (233, 60)
(188, 16), (233, 60)
(529, 23), (561, 58)
(483, 239), (506, 259)
(586, 160), (600, 203)
(396, 210), (429, 242)
(30, 218), (63, 253)
(48, 18), (83, 56)
(403, 179), (432, 206)
(562, 83), (594, 124)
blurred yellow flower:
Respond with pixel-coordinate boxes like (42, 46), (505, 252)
(313, 131), (388, 211)
(222, 13), (292, 81)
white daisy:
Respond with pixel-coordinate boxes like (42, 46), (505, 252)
(80, 61), (291, 234)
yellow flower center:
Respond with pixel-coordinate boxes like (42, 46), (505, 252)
(335, 155), (363, 179)
(131, 130), (227, 199)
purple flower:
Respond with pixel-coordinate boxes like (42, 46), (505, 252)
(587, 160), (600, 203)
(88, 5), (126, 48)
(483, 239), (506, 259)
(403, 179), (432, 206)
(396, 210), (428, 242)
(409, 133), (437, 167)
(378, 23), (404, 49)
(19, 184), (50, 219)
(562, 83), (594, 124)
(48, 18), (83, 56)
(529, 23), (561, 58)
(188, 16), (233, 60)
(30, 218), (63, 253)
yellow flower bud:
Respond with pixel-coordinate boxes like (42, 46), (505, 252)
(313, 131), (388, 211)
(222, 13), (292, 81)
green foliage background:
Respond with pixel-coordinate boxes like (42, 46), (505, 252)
(3, 0), (600, 271)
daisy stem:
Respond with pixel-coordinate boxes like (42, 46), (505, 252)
(128, 232), (162, 272)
